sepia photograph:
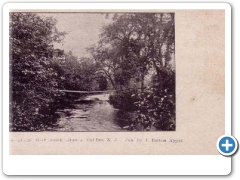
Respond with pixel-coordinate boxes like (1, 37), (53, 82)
(9, 12), (175, 132)
(5, 1), (227, 161)
(2, 2), (234, 176)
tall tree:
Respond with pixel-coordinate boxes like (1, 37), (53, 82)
(91, 13), (175, 90)
(10, 13), (65, 131)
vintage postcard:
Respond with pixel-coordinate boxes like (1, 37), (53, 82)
(3, 2), (232, 176)
(5, 4), (228, 158)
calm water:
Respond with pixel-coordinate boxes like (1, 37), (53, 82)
(50, 94), (135, 131)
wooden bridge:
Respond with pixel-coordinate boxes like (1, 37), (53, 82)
(59, 89), (116, 94)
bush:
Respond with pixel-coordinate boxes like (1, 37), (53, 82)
(109, 88), (138, 111)
(111, 68), (176, 131)
(10, 98), (60, 131)
(132, 87), (175, 131)
(132, 68), (176, 131)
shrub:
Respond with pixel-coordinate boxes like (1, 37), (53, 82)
(109, 88), (138, 111)
(132, 87), (175, 131)
(132, 68), (176, 131)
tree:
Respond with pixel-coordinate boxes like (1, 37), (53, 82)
(101, 13), (175, 88)
(90, 13), (174, 91)
(87, 45), (118, 89)
(10, 13), (66, 131)
(93, 13), (175, 131)
(98, 76), (108, 90)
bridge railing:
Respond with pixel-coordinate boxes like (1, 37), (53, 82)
(58, 90), (116, 94)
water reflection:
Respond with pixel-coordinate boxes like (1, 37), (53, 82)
(49, 94), (135, 132)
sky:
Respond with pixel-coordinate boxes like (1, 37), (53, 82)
(40, 13), (112, 58)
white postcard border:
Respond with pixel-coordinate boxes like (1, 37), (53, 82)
(3, 2), (231, 175)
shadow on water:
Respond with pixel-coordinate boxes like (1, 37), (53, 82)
(48, 94), (136, 132)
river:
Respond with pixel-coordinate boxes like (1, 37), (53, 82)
(49, 94), (136, 131)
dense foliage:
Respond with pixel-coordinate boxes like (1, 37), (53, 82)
(132, 68), (175, 131)
(9, 13), (101, 131)
(10, 12), (175, 131)
(91, 13), (175, 131)
(10, 13), (66, 131)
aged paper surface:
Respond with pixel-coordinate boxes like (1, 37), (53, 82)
(9, 9), (225, 155)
